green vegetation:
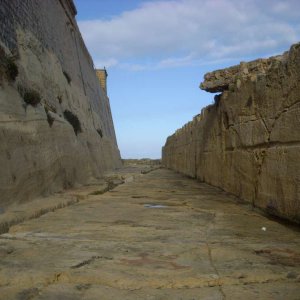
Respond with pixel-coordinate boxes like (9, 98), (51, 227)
(5, 58), (18, 81)
(0, 46), (18, 82)
(23, 89), (41, 106)
(63, 110), (82, 135)
(89, 187), (109, 195)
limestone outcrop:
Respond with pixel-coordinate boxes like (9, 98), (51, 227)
(162, 43), (300, 224)
(0, 0), (121, 208)
(200, 52), (288, 93)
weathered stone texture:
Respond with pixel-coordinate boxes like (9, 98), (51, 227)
(162, 43), (300, 224)
(0, 0), (121, 207)
(200, 52), (288, 93)
(1, 168), (300, 298)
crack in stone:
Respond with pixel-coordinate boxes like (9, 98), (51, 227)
(204, 213), (227, 299)
(205, 242), (227, 299)
(70, 255), (113, 269)
(0, 198), (79, 235)
(225, 140), (300, 152)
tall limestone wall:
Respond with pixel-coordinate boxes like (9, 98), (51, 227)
(0, 0), (121, 207)
(162, 43), (300, 224)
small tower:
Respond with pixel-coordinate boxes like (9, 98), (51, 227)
(96, 68), (108, 95)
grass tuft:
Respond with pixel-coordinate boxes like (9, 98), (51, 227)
(23, 89), (41, 106)
(63, 110), (81, 135)
(0, 46), (18, 82)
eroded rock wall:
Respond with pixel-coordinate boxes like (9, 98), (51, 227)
(162, 43), (300, 223)
(0, 0), (121, 207)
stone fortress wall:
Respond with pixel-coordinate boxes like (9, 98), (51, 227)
(0, 0), (121, 207)
(162, 43), (300, 224)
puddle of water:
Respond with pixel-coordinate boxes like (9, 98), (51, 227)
(144, 204), (167, 208)
(0, 207), (5, 214)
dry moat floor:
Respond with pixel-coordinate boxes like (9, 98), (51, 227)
(0, 167), (300, 299)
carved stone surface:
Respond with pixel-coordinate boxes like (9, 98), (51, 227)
(200, 52), (289, 93)
(163, 43), (300, 224)
(1, 167), (300, 298)
(0, 0), (121, 207)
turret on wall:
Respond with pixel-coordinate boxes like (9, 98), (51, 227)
(96, 68), (108, 95)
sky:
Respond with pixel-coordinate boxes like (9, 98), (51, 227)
(74, 0), (300, 159)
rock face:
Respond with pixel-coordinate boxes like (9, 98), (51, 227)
(162, 43), (300, 224)
(200, 53), (288, 93)
(0, 0), (121, 208)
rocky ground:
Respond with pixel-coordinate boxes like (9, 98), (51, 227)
(0, 165), (299, 299)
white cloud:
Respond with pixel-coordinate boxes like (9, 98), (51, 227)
(94, 58), (118, 68)
(78, 0), (300, 70)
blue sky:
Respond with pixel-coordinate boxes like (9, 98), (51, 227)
(74, 0), (300, 159)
